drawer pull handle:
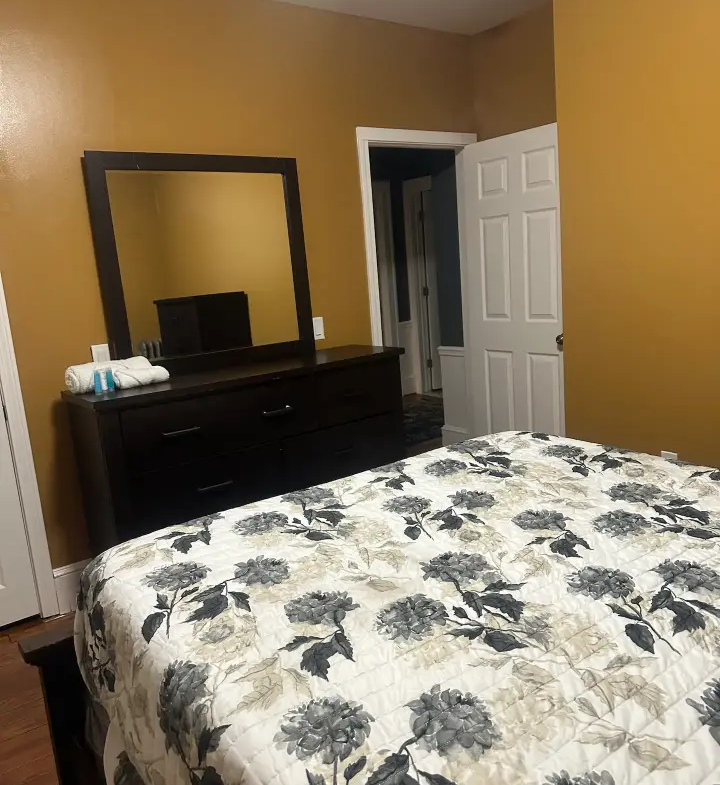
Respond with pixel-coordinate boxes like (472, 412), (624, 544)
(197, 480), (234, 493)
(340, 390), (367, 400)
(335, 445), (354, 456)
(262, 405), (294, 418)
(162, 426), (202, 438)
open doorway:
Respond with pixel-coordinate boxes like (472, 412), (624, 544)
(366, 144), (467, 455)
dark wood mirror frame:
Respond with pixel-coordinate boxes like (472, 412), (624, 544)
(82, 150), (315, 374)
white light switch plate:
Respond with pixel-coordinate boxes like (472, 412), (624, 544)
(313, 316), (325, 340)
(91, 343), (111, 363)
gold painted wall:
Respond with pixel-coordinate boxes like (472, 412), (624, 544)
(0, 0), (474, 566)
(153, 172), (298, 347)
(472, 2), (556, 139)
(554, 0), (720, 464)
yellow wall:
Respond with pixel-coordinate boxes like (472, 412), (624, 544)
(0, 0), (474, 566)
(153, 172), (298, 347)
(472, 2), (556, 139)
(106, 172), (165, 347)
(554, 0), (720, 464)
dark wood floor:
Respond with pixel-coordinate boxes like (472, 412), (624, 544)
(0, 616), (66, 784)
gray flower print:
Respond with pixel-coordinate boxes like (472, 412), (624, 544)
(447, 439), (493, 455)
(157, 660), (209, 757)
(285, 591), (359, 625)
(567, 566), (635, 600)
(592, 510), (650, 537)
(142, 562), (209, 593)
(513, 510), (569, 531)
(421, 552), (491, 586)
(372, 461), (407, 474)
(605, 483), (662, 504)
(544, 444), (585, 459)
(546, 772), (615, 785)
(449, 490), (496, 510)
(275, 696), (374, 764)
(234, 556), (289, 586)
(282, 487), (336, 507)
(382, 496), (431, 516)
(654, 559), (720, 592)
(376, 595), (448, 641)
(687, 679), (720, 744)
(425, 459), (467, 477)
(234, 511), (288, 536)
(407, 684), (500, 759)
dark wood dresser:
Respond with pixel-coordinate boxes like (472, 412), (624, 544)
(64, 345), (404, 555)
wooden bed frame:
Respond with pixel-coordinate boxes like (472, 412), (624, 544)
(19, 616), (104, 785)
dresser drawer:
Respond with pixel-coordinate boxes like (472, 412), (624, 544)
(125, 444), (282, 537)
(282, 413), (404, 490)
(120, 377), (317, 472)
(316, 360), (402, 427)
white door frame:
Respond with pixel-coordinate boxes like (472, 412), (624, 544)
(356, 127), (477, 348)
(0, 273), (58, 618)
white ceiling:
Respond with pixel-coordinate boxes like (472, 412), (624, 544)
(270, 0), (546, 35)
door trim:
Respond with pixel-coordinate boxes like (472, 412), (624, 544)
(0, 272), (59, 618)
(356, 127), (477, 347)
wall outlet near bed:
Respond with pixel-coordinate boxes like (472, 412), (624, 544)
(661, 450), (678, 461)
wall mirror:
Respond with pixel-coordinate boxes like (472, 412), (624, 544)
(82, 151), (314, 373)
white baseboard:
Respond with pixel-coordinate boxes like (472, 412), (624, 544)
(442, 424), (469, 446)
(53, 559), (90, 615)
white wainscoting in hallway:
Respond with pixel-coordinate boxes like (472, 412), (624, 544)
(438, 346), (468, 445)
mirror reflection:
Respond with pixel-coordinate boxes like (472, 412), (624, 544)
(106, 170), (299, 357)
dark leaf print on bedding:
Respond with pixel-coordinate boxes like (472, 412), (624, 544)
(418, 553), (527, 652)
(605, 484), (716, 538)
(157, 660), (227, 783)
(141, 562), (210, 641)
(156, 516), (217, 553)
(371, 461), (415, 490)
(281, 592), (359, 680)
(446, 439), (520, 478)
(687, 678), (720, 745)
(515, 510), (590, 558)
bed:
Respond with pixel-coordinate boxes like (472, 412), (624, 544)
(28, 431), (720, 785)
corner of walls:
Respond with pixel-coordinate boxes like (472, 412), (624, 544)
(470, 1), (557, 141)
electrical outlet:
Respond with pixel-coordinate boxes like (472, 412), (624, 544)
(312, 316), (325, 340)
(91, 343), (111, 363)
(661, 450), (678, 461)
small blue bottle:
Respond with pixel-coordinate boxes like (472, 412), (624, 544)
(104, 368), (116, 392)
(93, 369), (105, 394)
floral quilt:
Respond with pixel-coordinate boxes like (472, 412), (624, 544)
(76, 431), (720, 785)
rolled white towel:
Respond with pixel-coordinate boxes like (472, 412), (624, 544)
(113, 364), (169, 390)
(65, 356), (154, 394)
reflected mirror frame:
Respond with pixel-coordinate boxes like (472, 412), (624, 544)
(82, 150), (315, 374)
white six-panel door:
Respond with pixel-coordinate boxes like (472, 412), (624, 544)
(0, 394), (40, 626)
(459, 123), (564, 436)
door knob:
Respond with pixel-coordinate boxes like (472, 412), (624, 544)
(556, 333), (564, 348)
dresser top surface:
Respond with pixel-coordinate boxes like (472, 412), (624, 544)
(62, 345), (402, 411)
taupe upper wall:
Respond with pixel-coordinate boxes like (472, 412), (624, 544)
(472, 2), (556, 140)
(0, 0), (475, 567)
